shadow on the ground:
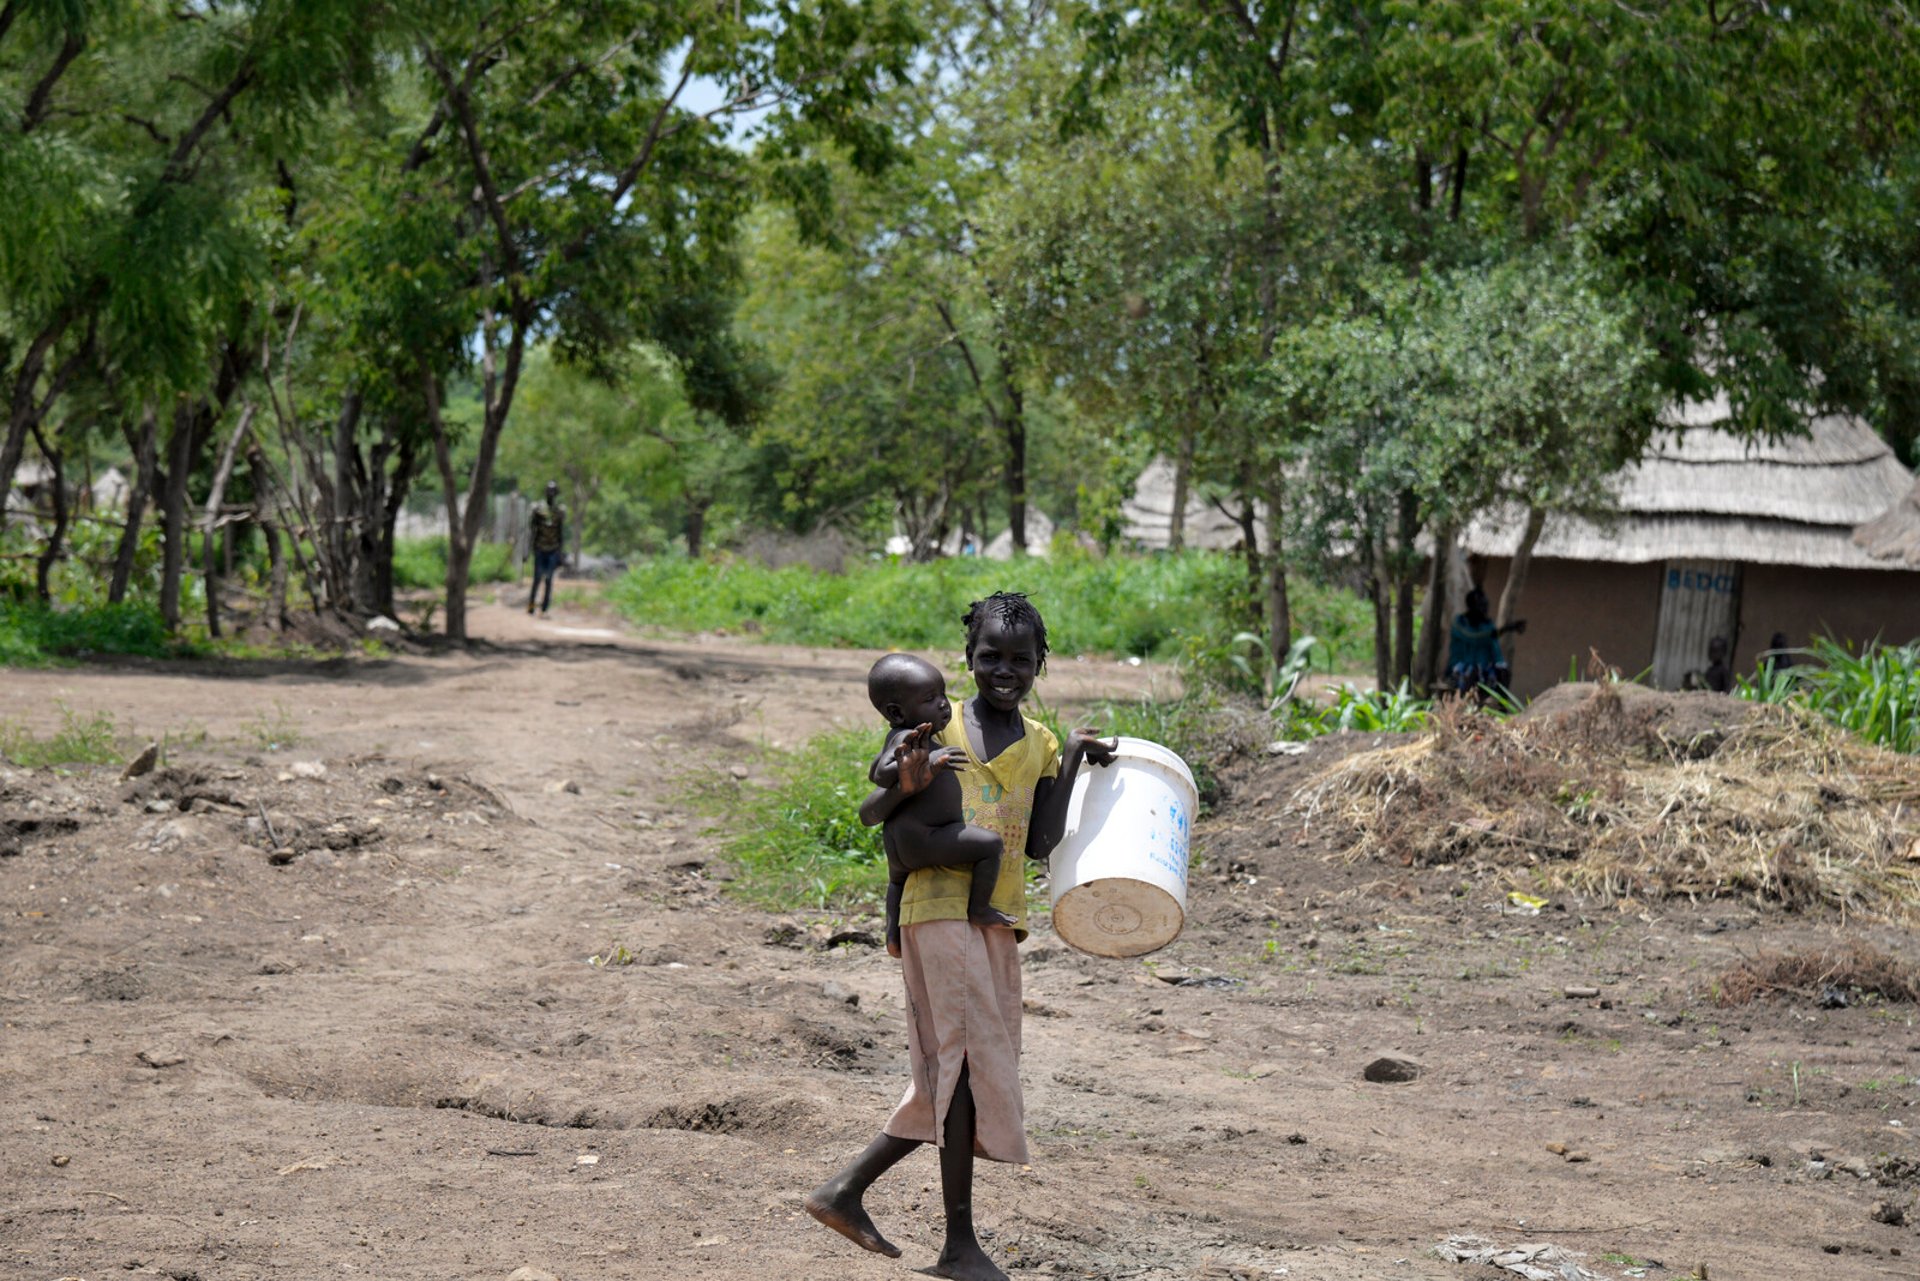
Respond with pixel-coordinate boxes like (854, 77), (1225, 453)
(53, 630), (863, 691)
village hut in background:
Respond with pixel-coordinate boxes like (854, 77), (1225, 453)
(1121, 455), (1266, 553)
(1465, 399), (1920, 696)
(1853, 472), (1920, 569)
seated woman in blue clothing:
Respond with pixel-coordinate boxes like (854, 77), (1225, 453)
(1447, 587), (1526, 695)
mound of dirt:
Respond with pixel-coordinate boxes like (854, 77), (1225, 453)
(1291, 684), (1920, 920)
(1517, 681), (1764, 760)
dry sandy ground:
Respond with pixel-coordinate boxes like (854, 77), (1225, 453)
(3, 589), (1917, 1281)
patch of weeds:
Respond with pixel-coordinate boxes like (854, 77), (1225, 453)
(588, 942), (638, 968)
(165, 721), (211, 750)
(692, 724), (887, 912)
(0, 703), (125, 767)
(1716, 943), (1920, 1006)
(1332, 947), (1386, 976)
(0, 600), (178, 666)
(241, 700), (301, 753)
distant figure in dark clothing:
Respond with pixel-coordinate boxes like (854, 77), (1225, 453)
(528, 480), (564, 615)
(1763, 631), (1795, 673)
(1702, 635), (1732, 694)
(1447, 587), (1525, 694)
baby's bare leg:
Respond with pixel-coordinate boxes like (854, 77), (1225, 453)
(884, 828), (908, 958)
(963, 844), (1014, 932)
(894, 822), (1014, 931)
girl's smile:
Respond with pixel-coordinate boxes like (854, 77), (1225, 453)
(969, 618), (1039, 713)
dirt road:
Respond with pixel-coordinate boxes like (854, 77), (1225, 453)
(3, 594), (1917, 1280)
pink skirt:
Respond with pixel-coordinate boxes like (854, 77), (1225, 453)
(883, 919), (1029, 1164)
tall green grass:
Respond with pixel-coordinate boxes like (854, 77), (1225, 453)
(0, 601), (177, 666)
(391, 538), (517, 590)
(705, 725), (887, 912)
(607, 549), (1374, 668)
(1736, 637), (1920, 754)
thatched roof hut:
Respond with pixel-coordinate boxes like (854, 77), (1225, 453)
(1464, 401), (1920, 695)
(1121, 455), (1266, 552)
(1854, 474), (1920, 569)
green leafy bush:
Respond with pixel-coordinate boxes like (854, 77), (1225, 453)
(0, 601), (176, 666)
(391, 538), (517, 590)
(1281, 681), (1434, 737)
(1736, 637), (1920, 754)
(608, 549), (1374, 669)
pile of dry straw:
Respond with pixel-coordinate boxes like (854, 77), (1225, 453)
(1290, 681), (1920, 921)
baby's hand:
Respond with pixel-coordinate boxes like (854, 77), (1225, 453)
(895, 723), (939, 795)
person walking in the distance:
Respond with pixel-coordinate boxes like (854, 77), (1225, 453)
(527, 480), (564, 615)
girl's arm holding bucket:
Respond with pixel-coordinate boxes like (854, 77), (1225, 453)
(1026, 728), (1118, 859)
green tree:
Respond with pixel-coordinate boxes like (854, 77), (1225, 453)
(498, 346), (697, 563)
(291, 0), (914, 639)
(1272, 255), (1658, 688)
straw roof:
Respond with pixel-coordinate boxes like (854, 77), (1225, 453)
(1122, 455), (1267, 552)
(1854, 475), (1920, 569)
(1466, 402), (1918, 570)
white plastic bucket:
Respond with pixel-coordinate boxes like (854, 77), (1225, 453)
(1048, 736), (1196, 958)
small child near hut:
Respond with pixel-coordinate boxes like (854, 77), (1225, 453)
(866, 653), (1013, 958)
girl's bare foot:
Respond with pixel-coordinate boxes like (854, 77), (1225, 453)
(917, 1241), (1008, 1281)
(967, 907), (1016, 932)
(804, 1184), (902, 1258)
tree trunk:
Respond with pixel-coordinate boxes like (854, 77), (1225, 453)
(372, 433), (416, 621)
(686, 497), (709, 558)
(1415, 520), (1457, 691)
(1256, 471), (1292, 676)
(1006, 383), (1028, 554)
(159, 402), (202, 631)
(248, 442), (288, 631)
(29, 420), (66, 601)
(1497, 506), (1546, 671)
(0, 309), (77, 504)
(1265, 534), (1293, 694)
(1369, 538), (1392, 693)
(109, 406), (160, 603)
(443, 534), (474, 640)
(332, 392), (373, 613)
(1393, 490), (1418, 684)
(1232, 482), (1263, 633)
(199, 407), (253, 639)
(1168, 427), (1195, 553)
(202, 526), (220, 637)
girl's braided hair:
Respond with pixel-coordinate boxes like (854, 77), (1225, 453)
(961, 591), (1048, 673)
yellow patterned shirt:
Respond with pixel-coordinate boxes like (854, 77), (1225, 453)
(895, 708), (1060, 941)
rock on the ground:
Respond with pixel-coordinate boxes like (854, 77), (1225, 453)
(121, 742), (160, 780)
(506, 1268), (560, 1281)
(1362, 1056), (1421, 1083)
(821, 980), (859, 1006)
(288, 760), (327, 780)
